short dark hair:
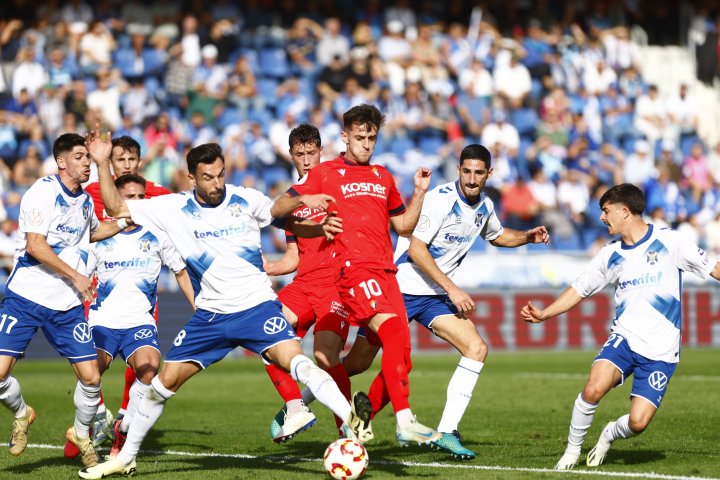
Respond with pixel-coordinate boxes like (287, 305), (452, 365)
(459, 144), (492, 168)
(186, 143), (224, 174)
(599, 183), (645, 215)
(53, 133), (85, 159)
(289, 123), (321, 150)
(114, 173), (146, 190)
(343, 104), (384, 132)
(111, 135), (141, 157)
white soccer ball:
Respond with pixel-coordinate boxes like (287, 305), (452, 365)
(322, 438), (369, 480)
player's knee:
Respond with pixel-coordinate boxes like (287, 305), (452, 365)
(462, 337), (488, 361)
(629, 414), (650, 433)
(343, 351), (373, 376)
(313, 349), (340, 370)
(581, 384), (605, 404)
(134, 364), (159, 384)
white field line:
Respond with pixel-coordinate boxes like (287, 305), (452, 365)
(409, 371), (720, 382)
(27, 443), (720, 480)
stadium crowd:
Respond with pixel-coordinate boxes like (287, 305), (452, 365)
(1, 0), (720, 273)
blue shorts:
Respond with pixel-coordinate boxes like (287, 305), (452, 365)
(165, 300), (298, 369)
(0, 290), (97, 363)
(92, 324), (159, 365)
(594, 332), (677, 408)
(404, 294), (459, 333)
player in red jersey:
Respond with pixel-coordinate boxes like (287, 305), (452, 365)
(271, 104), (440, 446)
(264, 124), (352, 443)
(65, 136), (171, 457)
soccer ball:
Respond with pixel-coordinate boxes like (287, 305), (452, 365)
(322, 438), (369, 479)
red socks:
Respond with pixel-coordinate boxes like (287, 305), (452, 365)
(265, 363), (302, 402)
(120, 367), (136, 411)
(367, 316), (411, 413)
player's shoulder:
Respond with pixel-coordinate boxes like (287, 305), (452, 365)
(30, 175), (59, 193)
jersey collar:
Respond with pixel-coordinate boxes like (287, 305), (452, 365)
(193, 188), (227, 208)
(454, 181), (483, 207)
(55, 175), (84, 198)
(620, 223), (653, 250)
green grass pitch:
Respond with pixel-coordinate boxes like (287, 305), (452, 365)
(1, 350), (718, 479)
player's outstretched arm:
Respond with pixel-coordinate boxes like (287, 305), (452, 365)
(270, 193), (337, 219)
(491, 225), (550, 248)
(174, 269), (196, 311)
(263, 242), (300, 276)
(391, 167), (431, 236)
(521, 286), (583, 323)
(710, 261), (720, 281)
(408, 236), (475, 314)
(90, 218), (133, 242)
(26, 232), (94, 302)
(86, 128), (131, 219)
(284, 214), (342, 240)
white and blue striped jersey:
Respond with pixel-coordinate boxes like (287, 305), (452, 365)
(125, 185), (276, 313)
(8, 175), (98, 310)
(572, 224), (715, 363)
(395, 181), (504, 295)
(86, 226), (185, 329)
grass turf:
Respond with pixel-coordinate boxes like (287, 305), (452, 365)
(1, 349), (718, 479)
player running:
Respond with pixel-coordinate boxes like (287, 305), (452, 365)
(264, 124), (352, 443)
(521, 183), (720, 470)
(85, 174), (194, 458)
(79, 135), (368, 479)
(271, 104), (440, 446)
(0, 133), (130, 467)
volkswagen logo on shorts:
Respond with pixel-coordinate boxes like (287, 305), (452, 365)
(263, 317), (287, 335)
(134, 329), (153, 340)
(648, 371), (668, 391)
(73, 323), (92, 343)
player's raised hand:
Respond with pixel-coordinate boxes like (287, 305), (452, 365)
(527, 226), (550, 245)
(72, 273), (95, 303)
(85, 125), (113, 164)
(322, 211), (343, 241)
(414, 167), (432, 192)
(521, 301), (546, 323)
(300, 193), (337, 211)
(447, 285), (475, 315)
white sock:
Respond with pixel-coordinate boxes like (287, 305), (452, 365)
(117, 376), (174, 465)
(396, 408), (415, 429)
(286, 398), (306, 415)
(0, 376), (27, 418)
(290, 355), (350, 423)
(96, 403), (106, 415)
(120, 380), (150, 433)
(74, 381), (101, 438)
(566, 393), (598, 454)
(301, 387), (316, 405)
(437, 357), (484, 433)
(606, 414), (637, 442)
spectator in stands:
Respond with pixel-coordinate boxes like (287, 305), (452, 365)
(11, 48), (47, 99)
(164, 43), (194, 109)
(46, 47), (76, 88)
(634, 84), (667, 147)
(193, 44), (229, 101)
(441, 22), (472, 79)
(501, 176), (541, 231)
(644, 165), (681, 224)
(601, 26), (641, 72)
(79, 21), (115, 75)
(458, 58), (494, 101)
(617, 65), (644, 105)
(522, 19), (553, 80)
(706, 142), (720, 185)
(144, 113), (178, 152)
(705, 211), (720, 256)
(183, 110), (217, 147)
(332, 77), (367, 123)
(11, 144), (43, 194)
(526, 135), (565, 182)
(599, 83), (635, 147)
(268, 110), (297, 167)
(557, 166), (590, 238)
(494, 52), (531, 108)
(316, 17), (350, 66)
(316, 54), (349, 111)
(346, 46), (379, 101)
(179, 14), (202, 69)
(681, 142), (711, 205)
(665, 83), (699, 141)
(378, 20), (413, 96)
(86, 68), (122, 130)
(623, 139), (656, 186)
(59, 0), (94, 25)
(481, 110), (520, 159)
(121, 78), (160, 127)
(286, 17), (323, 75)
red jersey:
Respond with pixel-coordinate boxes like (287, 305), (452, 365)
(285, 205), (336, 283)
(85, 180), (171, 221)
(288, 154), (405, 271)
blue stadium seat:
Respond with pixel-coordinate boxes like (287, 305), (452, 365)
(418, 136), (444, 155)
(390, 136), (416, 156)
(258, 48), (290, 79)
(510, 108), (538, 137)
(553, 231), (583, 251)
(256, 78), (279, 108)
(216, 107), (245, 130)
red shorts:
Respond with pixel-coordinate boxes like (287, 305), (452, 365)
(278, 279), (350, 342)
(336, 265), (407, 326)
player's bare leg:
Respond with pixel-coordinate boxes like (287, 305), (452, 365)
(587, 396), (655, 467)
(110, 347), (160, 456)
(427, 314), (487, 459)
(556, 360), (620, 470)
(79, 361), (200, 479)
(0, 355), (36, 457)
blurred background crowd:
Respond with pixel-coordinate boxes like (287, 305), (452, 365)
(2, 0), (720, 280)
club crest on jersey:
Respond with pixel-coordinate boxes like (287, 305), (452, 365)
(370, 299), (377, 310)
(82, 204), (90, 220)
(228, 203), (242, 217)
(646, 251), (658, 265)
(139, 238), (151, 252)
(371, 167), (381, 178)
(475, 213), (484, 226)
